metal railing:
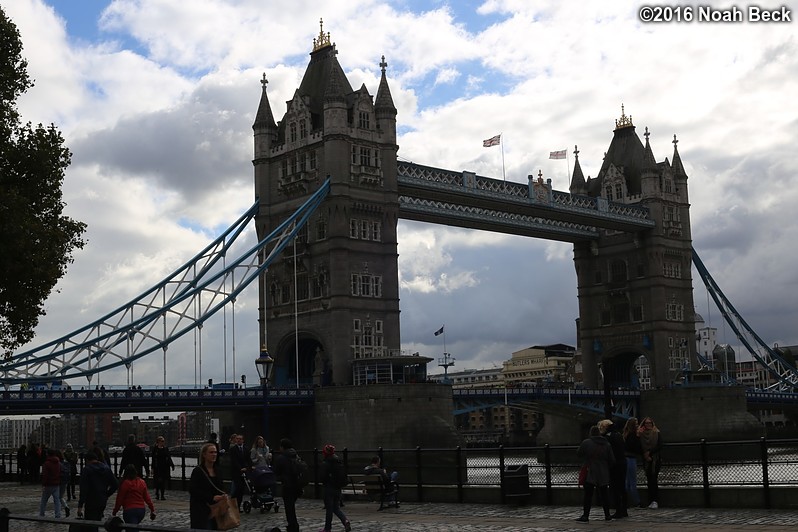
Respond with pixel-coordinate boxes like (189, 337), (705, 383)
(2, 437), (796, 509)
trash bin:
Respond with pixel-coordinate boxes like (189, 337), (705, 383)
(502, 464), (530, 503)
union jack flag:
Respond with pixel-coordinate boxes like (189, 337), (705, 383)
(483, 135), (501, 147)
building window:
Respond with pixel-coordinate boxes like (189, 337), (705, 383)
(371, 221), (381, 241)
(615, 183), (623, 200)
(594, 269), (603, 284)
(351, 273), (382, 298)
(281, 159), (288, 177)
(666, 301), (684, 321)
(353, 319), (361, 332)
(358, 111), (370, 130)
(289, 122), (297, 143)
(664, 178), (673, 193)
(600, 308), (611, 326)
(664, 262), (682, 278)
(299, 119), (307, 139)
(613, 301), (629, 324)
(375, 320), (383, 333)
(605, 186), (613, 201)
(309, 151), (317, 169)
(351, 145), (357, 165)
(350, 219), (359, 238)
(299, 152), (307, 172)
(360, 147), (371, 166)
(316, 217), (327, 241)
(360, 220), (369, 239)
(632, 303), (643, 322)
(281, 282), (290, 304)
(296, 274), (309, 301)
(610, 260), (627, 283)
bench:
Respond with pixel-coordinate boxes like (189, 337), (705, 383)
(342, 473), (399, 510)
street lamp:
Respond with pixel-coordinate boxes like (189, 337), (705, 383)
(255, 346), (274, 439)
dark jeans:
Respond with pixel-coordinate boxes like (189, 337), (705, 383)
(610, 460), (627, 515)
(644, 457), (661, 504)
(154, 475), (169, 497)
(323, 486), (347, 530)
(581, 482), (611, 519)
(282, 493), (299, 532)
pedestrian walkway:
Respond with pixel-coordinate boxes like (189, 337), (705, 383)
(1, 482), (796, 531)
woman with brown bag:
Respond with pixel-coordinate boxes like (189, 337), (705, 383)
(189, 443), (227, 529)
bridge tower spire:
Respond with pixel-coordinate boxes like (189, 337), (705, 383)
(253, 23), (401, 389)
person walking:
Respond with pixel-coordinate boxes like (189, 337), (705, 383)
(77, 451), (118, 531)
(27, 442), (41, 484)
(57, 450), (71, 517)
(151, 435), (175, 500)
(39, 448), (62, 519)
(64, 443), (79, 500)
(272, 438), (302, 532)
(112, 464), (157, 530)
(228, 433), (251, 510)
(639, 416), (663, 508)
(576, 424), (615, 523)
(623, 417), (642, 507)
(189, 443), (227, 529)
(319, 444), (351, 532)
(250, 435), (271, 467)
(599, 419), (628, 519)
(120, 434), (150, 478)
(17, 444), (28, 484)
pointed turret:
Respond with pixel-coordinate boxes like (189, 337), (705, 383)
(642, 126), (658, 170)
(569, 145), (587, 194)
(640, 126), (661, 198)
(375, 55), (397, 117)
(253, 73), (277, 159)
(671, 134), (687, 178)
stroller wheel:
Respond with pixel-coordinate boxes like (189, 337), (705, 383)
(243, 500), (252, 514)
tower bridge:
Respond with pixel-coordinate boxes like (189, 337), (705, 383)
(3, 23), (797, 448)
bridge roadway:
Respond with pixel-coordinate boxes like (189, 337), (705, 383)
(1, 385), (796, 415)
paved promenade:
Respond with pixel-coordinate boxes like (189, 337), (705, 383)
(1, 482), (796, 531)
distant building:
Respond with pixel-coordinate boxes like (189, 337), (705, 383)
(0, 418), (40, 450)
(503, 344), (575, 386)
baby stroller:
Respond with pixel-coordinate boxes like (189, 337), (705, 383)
(241, 465), (280, 514)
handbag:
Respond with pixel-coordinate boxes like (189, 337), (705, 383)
(209, 496), (240, 530)
(578, 464), (588, 486)
(199, 466), (241, 530)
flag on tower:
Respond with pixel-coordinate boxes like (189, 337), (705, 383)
(483, 135), (501, 147)
(434, 325), (445, 336)
(549, 149), (567, 159)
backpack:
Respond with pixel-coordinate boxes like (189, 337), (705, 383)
(290, 455), (309, 489)
(328, 458), (348, 489)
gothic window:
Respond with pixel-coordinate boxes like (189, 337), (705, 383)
(372, 276), (382, 298)
(299, 119), (307, 139)
(351, 274), (359, 295)
(610, 260), (627, 283)
(299, 152), (307, 172)
(663, 262), (682, 278)
(270, 282), (281, 306)
(280, 282), (290, 304)
(632, 303), (643, 322)
(664, 178), (673, 193)
(666, 300), (684, 321)
(312, 275), (323, 298)
(296, 224), (308, 244)
(289, 122), (297, 143)
(600, 307), (611, 326)
(615, 183), (623, 200)
(375, 320), (383, 333)
(636, 259), (645, 278)
(605, 186), (613, 201)
(280, 159), (288, 178)
(292, 157), (299, 174)
(360, 275), (372, 296)
(353, 319), (361, 332)
(613, 301), (629, 324)
(351, 273), (382, 298)
(358, 111), (370, 129)
(350, 219), (358, 238)
(360, 220), (369, 239)
(315, 217), (327, 241)
(351, 145), (358, 165)
(371, 221), (381, 241)
(359, 147), (371, 166)
(296, 274), (309, 301)
(309, 151), (317, 169)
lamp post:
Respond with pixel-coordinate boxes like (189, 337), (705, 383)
(255, 346), (274, 439)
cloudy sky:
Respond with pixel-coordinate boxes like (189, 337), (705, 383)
(4, 0), (798, 389)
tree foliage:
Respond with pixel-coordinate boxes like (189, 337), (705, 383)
(0, 7), (87, 359)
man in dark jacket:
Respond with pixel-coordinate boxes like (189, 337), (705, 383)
(272, 438), (301, 532)
(77, 451), (117, 531)
(119, 434), (149, 478)
(576, 425), (615, 522)
(228, 433), (251, 510)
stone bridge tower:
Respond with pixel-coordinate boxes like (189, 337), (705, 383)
(571, 108), (699, 391)
(252, 23), (405, 387)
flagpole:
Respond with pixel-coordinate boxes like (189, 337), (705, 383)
(500, 133), (506, 181)
(566, 150), (570, 185)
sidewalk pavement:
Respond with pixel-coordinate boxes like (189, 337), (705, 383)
(2, 482), (796, 531)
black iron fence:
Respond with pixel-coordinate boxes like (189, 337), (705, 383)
(2, 437), (797, 508)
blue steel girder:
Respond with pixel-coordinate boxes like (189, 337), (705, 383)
(0, 180), (331, 386)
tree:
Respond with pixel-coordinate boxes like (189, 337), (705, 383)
(0, 7), (87, 359)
